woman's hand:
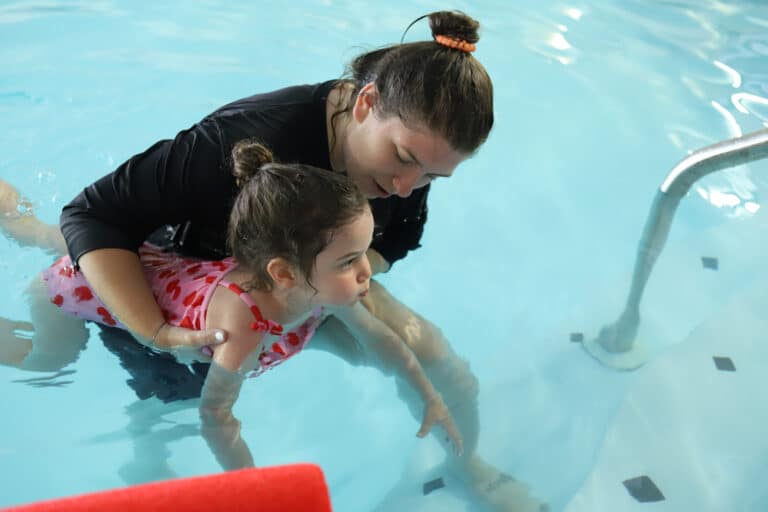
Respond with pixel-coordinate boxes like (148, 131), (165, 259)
(152, 322), (227, 355)
(418, 395), (464, 456)
(78, 249), (228, 352)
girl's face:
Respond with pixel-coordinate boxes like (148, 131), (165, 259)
(303, 207), (374, 307)
(342, 83), (468, 199)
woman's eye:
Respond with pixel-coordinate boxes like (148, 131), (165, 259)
(395, 152), (413, 165)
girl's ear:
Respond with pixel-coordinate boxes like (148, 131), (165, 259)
(266, 257), (298, 289)
(352, 82), (378, 123)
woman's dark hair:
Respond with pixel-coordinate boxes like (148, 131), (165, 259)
(333, 10), (493, 154)
(228, 139), (369, 291)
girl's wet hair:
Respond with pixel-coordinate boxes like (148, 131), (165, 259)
(334, 10), (494, 154)
(228, 139), (369, 291)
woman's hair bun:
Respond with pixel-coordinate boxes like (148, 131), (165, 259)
(428, 11), (480, 44)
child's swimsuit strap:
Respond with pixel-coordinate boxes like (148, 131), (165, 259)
(217, 279), (284, 335)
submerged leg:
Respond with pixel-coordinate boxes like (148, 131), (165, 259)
(118, 398), (198, 485)
(16, 277), (89, 372)
(0, 317), (34, 367)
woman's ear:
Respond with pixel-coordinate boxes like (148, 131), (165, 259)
(266, 257), (298, 289)
(352, 82), (378, 123)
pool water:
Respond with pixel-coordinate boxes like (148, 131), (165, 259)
(1, 1), (767, 511)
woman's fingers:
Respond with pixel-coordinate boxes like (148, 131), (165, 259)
(155, 325), (227, 350)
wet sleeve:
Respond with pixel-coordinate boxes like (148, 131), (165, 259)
(60, 125), (225, 264)
(370, 186), (429, 266)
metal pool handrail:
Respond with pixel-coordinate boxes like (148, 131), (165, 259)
(587, 128), (768, 363)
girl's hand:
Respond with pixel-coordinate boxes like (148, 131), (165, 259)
(417, 395), (464, 456)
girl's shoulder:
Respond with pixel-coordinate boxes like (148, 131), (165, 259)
(205, 282), (266, 372)
(205, 274), (261, 337)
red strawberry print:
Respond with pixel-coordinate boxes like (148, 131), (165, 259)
(166, 279), (181, 300)
(180, 316), (193, 329)
(96, 307), (117, 326)
(51, 294), (64, 306)
(58, 266), (75, 278)
(182, 291), (197, 307)
(271, 343), (286, 356)
(73, 286), (94, 302)
(285, 333), (300, 346)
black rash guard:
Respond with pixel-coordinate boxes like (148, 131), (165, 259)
(61, 80), (429, 267)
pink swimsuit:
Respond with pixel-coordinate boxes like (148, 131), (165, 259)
(42, 244), (323, 376)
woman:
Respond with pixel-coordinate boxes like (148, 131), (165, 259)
(60, 10), (546, 511)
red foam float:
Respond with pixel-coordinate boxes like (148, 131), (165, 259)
(5, 464), (332, 512)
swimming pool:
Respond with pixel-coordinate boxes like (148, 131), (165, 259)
(1, 0), (767, 510)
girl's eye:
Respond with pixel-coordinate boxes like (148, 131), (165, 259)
(340, 257), (357, 268)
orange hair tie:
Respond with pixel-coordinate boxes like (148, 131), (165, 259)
(434, 34), (476, 53)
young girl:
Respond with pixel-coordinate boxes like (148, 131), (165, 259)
(0, 139), (462, 469)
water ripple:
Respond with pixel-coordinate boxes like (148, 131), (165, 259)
(0, 1), (124, 24)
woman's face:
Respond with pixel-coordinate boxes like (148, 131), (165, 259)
(342, 84), (468, 199)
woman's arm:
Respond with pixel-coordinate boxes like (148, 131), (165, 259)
(62, 130), (231, 349)
(78, 249), (226, 349)
(366, 248), (391, 275)
(367, 185), (429, 269)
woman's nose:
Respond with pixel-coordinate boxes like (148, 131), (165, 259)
(391, 169), (421, 198)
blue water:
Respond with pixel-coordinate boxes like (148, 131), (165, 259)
(1, 1), (767, 511)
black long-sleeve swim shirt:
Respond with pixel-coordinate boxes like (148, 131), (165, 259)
(60, 81), (429, 266)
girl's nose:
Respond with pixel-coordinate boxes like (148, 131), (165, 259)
(357, 254), (372, 282)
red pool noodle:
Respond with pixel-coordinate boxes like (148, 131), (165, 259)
(4, 464), (332, 512)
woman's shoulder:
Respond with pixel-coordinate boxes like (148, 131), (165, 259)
(206, 80), (338, 120)
(202, 80), (338, 167)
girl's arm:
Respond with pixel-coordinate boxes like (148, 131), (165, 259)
(199, 362), (253, 470)
(198, 308), (265, 470)
(331, 302), (463, 454)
